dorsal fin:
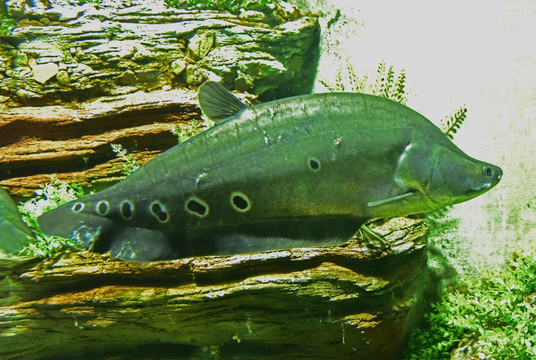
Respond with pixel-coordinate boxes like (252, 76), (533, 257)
(198, 82), (247, 123)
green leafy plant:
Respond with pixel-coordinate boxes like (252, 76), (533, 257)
(17, 176), (88, 257)
(0, 6), (15, 36)
(111, 143), (140, 176)
(406, 249), (536, 359)
(173, 118), (213, 143)
(440, 105), (468, 140)
(369, 60), (408, 104)
(320, 60), (408, 104)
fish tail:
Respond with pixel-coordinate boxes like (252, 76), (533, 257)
(38, 200), (177, 261)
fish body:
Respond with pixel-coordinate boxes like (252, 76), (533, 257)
(38, 83), (502, 261)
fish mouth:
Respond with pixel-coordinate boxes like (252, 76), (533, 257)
(470, 166), (503, 193)
(471, 183), (492, 192)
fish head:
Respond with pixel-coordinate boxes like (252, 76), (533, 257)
(394, 135), (502, 212)
(425, 144), (503, 206)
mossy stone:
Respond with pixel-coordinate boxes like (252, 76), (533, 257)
(13, 52), (29, 67)
(56, 70), (70, 87)
(188, 31), (215, 61)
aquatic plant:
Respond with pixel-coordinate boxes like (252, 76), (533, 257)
(111, 143), (140, 176)
(0, 5), (15, 36)
(319, 60), (408, 105)
(406, 249), (536, 359)
(17, 177), (87, 257)
(173, 119), (212, 144)
(440, 105), (468, 140)
(369, 60), (408, 104)
(165, 0), (274, 14)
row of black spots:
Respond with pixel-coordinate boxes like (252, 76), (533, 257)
(70, 198), (165, 224)
(184, 192), (252, 218)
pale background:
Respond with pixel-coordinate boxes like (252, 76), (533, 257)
(290, 0), (536, 274)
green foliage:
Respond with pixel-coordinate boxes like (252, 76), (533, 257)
(0, 6), (15, 36)
(370, 60), (408, 104)
(320, 60), (408, 105)
(406, 249), (536, 359)
(111, 143), (140, 177)
(173, 119), (213, 143)
(440, 106), (468, 139)
(165, 0), (274, 14)
(318, 59), (369, 94)
(17, 177), (88, 257)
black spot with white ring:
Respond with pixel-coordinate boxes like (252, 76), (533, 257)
(120, 200), (134, 220)
(231, 192), (251, 212)
(71, 203), (85, 213)
(95, 201), (110, 216)
(150, 201), (169, 223)
(185, 197), (209, 217)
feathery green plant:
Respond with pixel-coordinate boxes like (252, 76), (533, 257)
(440, 106), (468, 139)
(173, 118), (213, 143)
(111, 143), (140, 177)
(320, 60), (408, 105)
(369, 60), (408, 104)
(406, 249), (536, 359)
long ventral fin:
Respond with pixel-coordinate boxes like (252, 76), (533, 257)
(198, 81), (247, 123)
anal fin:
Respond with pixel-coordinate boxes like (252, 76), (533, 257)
(109, 227), (177, 261)
(184, 216), (364, 257)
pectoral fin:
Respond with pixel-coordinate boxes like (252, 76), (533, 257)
(367, 191), (416, 207)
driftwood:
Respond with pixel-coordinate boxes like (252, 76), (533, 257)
(0, 89), (202, 196)
(0, 0), (319, 197)
(0, 217), (428, 360)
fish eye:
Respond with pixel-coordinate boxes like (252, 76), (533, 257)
(482, 166), (492, 176)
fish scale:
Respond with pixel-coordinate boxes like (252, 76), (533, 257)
(38, 82), (502, 261)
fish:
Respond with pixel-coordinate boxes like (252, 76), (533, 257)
(38, 82), (502, 261)
(0, 186), (34, 256)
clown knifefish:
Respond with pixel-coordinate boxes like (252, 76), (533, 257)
(38, 82), (502, 261)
